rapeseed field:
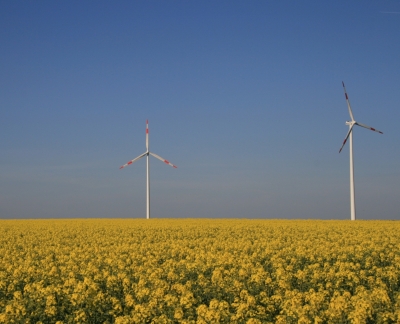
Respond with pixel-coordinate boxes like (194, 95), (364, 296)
(0, 219), (399, 323)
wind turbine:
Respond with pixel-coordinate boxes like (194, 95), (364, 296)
(119, 120), (177, 219)
(339, 82), (383, 221)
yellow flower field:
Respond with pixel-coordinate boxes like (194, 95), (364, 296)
(0, 219), (399, 323)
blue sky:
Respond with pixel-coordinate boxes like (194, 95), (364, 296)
(1, 1), (399, 220)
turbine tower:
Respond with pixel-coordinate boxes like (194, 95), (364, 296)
(339, 82), (383, 220)
(120, 120), (177, 219)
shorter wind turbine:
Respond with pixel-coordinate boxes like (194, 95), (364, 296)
(120, 120), (177, 219)
(339, 82), (383, 221)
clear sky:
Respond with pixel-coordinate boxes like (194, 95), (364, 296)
(1, 1), (399, 220)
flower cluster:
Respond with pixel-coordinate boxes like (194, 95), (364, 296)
(0, 219), (399, 323)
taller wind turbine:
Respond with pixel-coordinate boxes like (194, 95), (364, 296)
(339, 82), (383, 221)
(120, 120), (177, 219)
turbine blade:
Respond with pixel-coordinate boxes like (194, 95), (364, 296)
(342, 82), (355, 121)
(150, 152), (177, 168)
(146, 120), (149, 151)
(355, 122), (383, 134)
(339, 125), (354, 153)
(119, 152), (147, 169)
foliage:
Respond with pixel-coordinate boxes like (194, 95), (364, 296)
(0, 219), (400, 323)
